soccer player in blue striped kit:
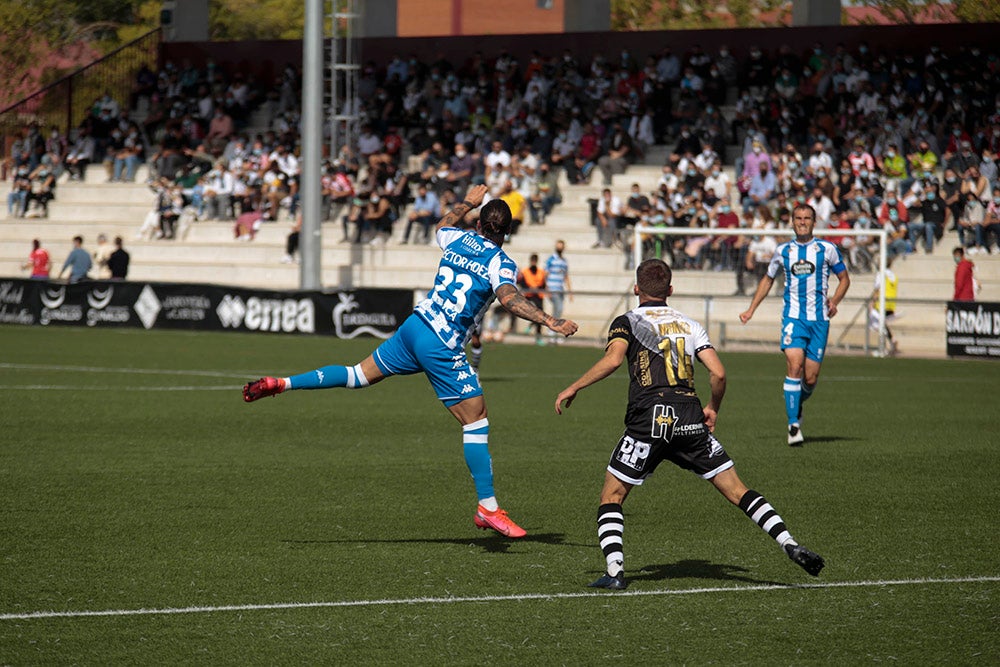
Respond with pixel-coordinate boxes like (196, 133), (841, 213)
(243, 185), (579, 538)
(739, 204), (851, 446)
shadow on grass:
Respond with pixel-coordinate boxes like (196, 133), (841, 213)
(281, 532), (590, 554)
(800, 435), (861, 445)
(628, 559), (786, 587)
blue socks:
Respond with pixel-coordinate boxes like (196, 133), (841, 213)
(783, 376), (802, 425)
(462, 418), (495, 502)
(286, 364), (369, 390)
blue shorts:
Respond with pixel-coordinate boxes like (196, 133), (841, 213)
(372, 315), (482, 407)
(780, 318), (830, 362)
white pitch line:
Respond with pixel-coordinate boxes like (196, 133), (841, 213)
(0, 362), (249, 379)
(1, 575), (996, 622)
(0, 385), (235, 391)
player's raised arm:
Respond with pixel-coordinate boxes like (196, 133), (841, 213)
(555, 339), (627, 414)
(435, 184), (489, 233)
(495, 283), (578, 337)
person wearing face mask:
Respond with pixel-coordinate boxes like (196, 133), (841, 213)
(982, 187), (1000, 254)
(877, 189), (909, 227)
(952, 247), (977, 301)
(912, 183), (947, 252)
(958, 190), (985, 253)
(445, 143), (474, 196)
(878, 143), (906, 192)
(741, 138), (772, 182)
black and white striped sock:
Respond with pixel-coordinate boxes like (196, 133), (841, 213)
(597, 503), (624, 576)
(738, 490), (795, 549)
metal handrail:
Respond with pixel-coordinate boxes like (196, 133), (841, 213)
(0, 28), (161, 171)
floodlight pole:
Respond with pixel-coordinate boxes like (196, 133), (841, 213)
(300, 0), (324, 290)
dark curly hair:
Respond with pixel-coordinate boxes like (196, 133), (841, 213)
(478, 199), (512, 245)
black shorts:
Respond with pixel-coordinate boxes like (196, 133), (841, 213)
(607, 399), (733, 485)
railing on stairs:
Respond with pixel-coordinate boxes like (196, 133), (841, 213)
(0, 28), (161, 177)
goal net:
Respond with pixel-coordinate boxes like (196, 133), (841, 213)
(628, 225), (891, 357)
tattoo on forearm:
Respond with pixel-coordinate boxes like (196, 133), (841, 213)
(503, 292), (550, 325)
(437, 202), (470, 229)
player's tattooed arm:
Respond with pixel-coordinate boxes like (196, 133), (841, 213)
(496, 284), (578, 336)
(435, 184), (489, 232)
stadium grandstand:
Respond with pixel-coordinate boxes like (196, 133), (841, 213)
(2, 13), (999, 356)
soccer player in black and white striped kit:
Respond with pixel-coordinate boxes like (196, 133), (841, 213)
(556, 259), (824, 589)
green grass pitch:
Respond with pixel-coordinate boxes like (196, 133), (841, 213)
(1, 325), (997, 664)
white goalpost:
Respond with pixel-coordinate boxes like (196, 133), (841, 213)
(630, 225), (891, 356)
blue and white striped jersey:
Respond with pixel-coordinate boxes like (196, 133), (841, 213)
(414, 227), (518, 349)
(545, 253), (569, 293)
(766, 238), (846, 322)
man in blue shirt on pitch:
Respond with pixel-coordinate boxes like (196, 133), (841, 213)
(243, 185), (578, 537)
(739, 204), (850, 446)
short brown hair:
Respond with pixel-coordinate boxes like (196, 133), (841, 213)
(636, 259), (672, 299)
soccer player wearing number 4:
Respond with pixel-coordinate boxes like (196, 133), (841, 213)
(740, 204), (850, 446)
(243, 185), (579, 538)
(555, 259), (824, 590)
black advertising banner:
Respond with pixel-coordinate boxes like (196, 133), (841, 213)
(0, 279), (412, 339)
(946, 301), (1000, 359)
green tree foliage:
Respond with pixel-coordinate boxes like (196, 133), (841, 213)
(952, 0), (1000, 22)
(209, 0), (305, 41)
(611, 0), (789, 30)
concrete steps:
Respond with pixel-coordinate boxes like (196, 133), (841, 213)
(4, 151), (998, 357)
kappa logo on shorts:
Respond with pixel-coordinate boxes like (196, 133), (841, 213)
(617, 435), (651, 470)
(456, 370), (471, 381)
(460, 384), (476, 394)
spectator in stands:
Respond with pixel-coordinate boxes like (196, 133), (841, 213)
(953, 247), (977, 301)
(594, 187), (622, 249)
(108, 236), (130, 280)
(93, 234), (114, 279)
(204, 162), (235, 220)
(401, 183), (440, 244)
(983, 187), (1000, 254)
(64, 128), (96, 181)
(58, 236), (92, 283)
(282, 213), (302, 263)
(25, 160), (56, 218)
(744, 162), (776, 211)
(22, 239), (51, 279)
(111, 125), (144, 182)
(530, 162), (561, 225)
(7, 165), (30, 217)
(498, 179), (526, 240)
(912, 182), (946, 254)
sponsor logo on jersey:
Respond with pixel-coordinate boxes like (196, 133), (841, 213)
(460, 235), (485, 253)
(499, 268), (515, 280)
(791, 259), (816, 277)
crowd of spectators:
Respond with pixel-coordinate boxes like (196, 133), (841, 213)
(4, 39), (1000, 263)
